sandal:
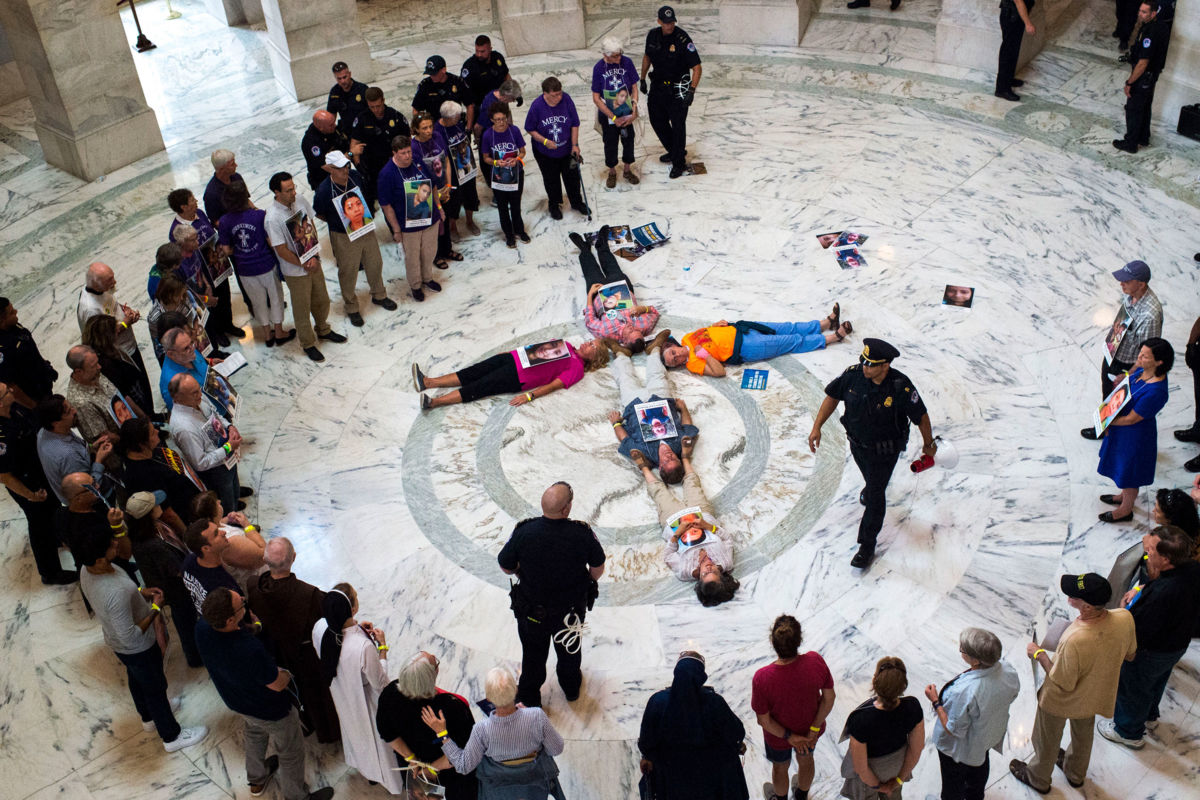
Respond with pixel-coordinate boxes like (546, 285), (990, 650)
(434, 257), (450, 270)
(630, 450), (650, 469)
(827, 302), (840, 330)
(835, 321), (853, 341)
(680, 435), (697, 460)
(446, 251), (464, 261)
(624, 170), (640, 185)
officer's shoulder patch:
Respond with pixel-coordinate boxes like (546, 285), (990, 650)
(0, 442), (6, 456)
(687, 42), (696, 52)
(461, 67), (470, 78)
(911, 390), (920, 403)
(1143, 37), (1151, 47)
(310, 145), (321, 156)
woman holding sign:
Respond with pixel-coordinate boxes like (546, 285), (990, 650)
(1097, 337), (1173, 522)
(480, 101), (528, 248)
(438, 101), (481, 238)
(411, 337), (610, 409)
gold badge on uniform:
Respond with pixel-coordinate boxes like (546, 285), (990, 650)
(451, 86), (457, 93)
(884, 397), (893, 407)
(669, 45), (676, 52)
(355, 94), (362, 101)
(388, 120), (395, 127)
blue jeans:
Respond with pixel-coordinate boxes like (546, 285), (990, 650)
(115, 642), (181, 742)
(737, 320), (825, 362)
(1113, 647), (1187, 739)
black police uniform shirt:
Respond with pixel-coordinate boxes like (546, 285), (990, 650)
(413, 74), (471, 118)
(300, 124), (350, 189)
(0, 323), (57, 400)
(0, 404), (49, 491)
(645, 26), (702, 83)
(460, 52), (509, 109)
(1129, 19), (1168, 76)
(327, 79), (369, 134)
(825, 365), (928, 447)
(497, 517), (605, 610)
(352, 106), (411, 175)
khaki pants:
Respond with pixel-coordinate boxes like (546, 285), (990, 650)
(1027, 706), (1094, 790)
(282, 270), (331, 348)
(400, 224), (438, 291)
(329, 230), (385, 313)
(647, 472), (714, 530)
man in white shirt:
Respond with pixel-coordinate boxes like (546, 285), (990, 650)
(77, 262), (154, 413)
(167, 374), (248, 514)
(263, 172), (347, 363)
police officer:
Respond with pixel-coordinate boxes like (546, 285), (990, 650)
(497, 481), (606, 708)
(0, 381), (75, 584)
(460, 35), (512, 113)
(327, 61), (370, 137)
(0, 298), (57, 408)
(351, 87), (411, 212)
(1114, 2), (1168, 153)
(995, 0), (1035, 101)
(640, 6), (702, 179)
(808, 339), (937, 569)
(300, 110), (354, 192)
(412, 55), (473, 128)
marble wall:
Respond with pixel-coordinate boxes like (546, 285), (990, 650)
(260, 0), (375, 100)
(0, 22), (26, 105)
(719, 0), (814, 47)
(1157, 6), (1200, 128)
(935, 0), (1049, 74)
(498, 0), (588, 56)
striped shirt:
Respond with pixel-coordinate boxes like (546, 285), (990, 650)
(583, 302), (659, 342)
(1113, 287), (1163, 363)
(440, 706), (564, 773)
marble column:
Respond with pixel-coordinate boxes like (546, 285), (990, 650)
(497, 0), (586, 56)
(719, 0), (815, 47)
(202, 0), (263, 26)
(0, 0), (164, 181)
(1155, 11), (1200, 125)
(0, 22), (27, 105)
(935, 0), (1048, 75)
(260, 0), (374, 102)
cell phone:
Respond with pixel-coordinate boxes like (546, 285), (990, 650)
(476, 699), (496, 716)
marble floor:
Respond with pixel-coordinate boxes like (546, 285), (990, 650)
(2, 0), (1199, 798)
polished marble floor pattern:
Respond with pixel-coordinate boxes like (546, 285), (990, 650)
(1, 0), (1199, 798)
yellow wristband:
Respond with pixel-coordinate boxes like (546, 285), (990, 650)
(253, 620), (262, 629)
(613, 421), (624, 427)
(377, 644), (389, 652)
(150, 603), (161, 613)
(525, 392), (533, 403)
(245, 525), (257, 533)
(809, 726), (821, 732)
(426, 766), (438, 775)
(436, 729), (448, 738)
(118, 321), (129, 330)
(404, 754), (415, 762)
(1033, 649), (1046, 659)
(896, 778), (904, 785)
(114, 531), (127, 538)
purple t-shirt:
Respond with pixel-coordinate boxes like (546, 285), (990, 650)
(511, 342), (585, 390)
(480, 126), (526, 188)
(411, 129), (450, 188)
(216, 208), (276, 277)
(591, 56), (638, 118)
(524, 94), (580, 159)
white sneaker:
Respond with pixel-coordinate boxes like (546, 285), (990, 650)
(1097, 718), (1145, 749)
(142, 696), (182, 731)
(163, 725), (207, 752)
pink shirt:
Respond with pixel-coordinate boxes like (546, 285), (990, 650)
(511, 342), (585, 391)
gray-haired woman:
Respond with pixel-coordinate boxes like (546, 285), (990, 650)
(423, 666), (565, 799)
(923, 628), (1020, 800)
(591, 36), (640, 188)
(376, 650), (478, 798)
(438, 101), (481, 237)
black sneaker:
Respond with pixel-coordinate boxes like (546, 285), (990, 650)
(658, 153), (673, 163)
(1112, 139), (1137, 153)
(850, 547), (875, 568)
(1080, 426), (1100, 440)
(517, 232), (531, 243)
(669, 165), (685, 179)
(211, 349), (232, 360)
(1010, 78), (1025, 87)
(424, 280), (442, 292)
(1175, 426), (1200, 442)
(412, 363), (426, 392)
(372, 297), (398, 311)
(225, 327), (247, 339)
(412, 288), (426, 302)
(348, 312), (364, 327)
(239, 486), (254, 498)
(550, 205), (563, 220)
(994, 89), (1020, 101)
(847, 0), (869, 7)
(506, 238), (517, 249)
(573, 204), (591, 216)
(569, 232), (588, 250)
(304, 346), (325, 362)
(1186, 454), (1200, 472)
(318, 331), (348, 343)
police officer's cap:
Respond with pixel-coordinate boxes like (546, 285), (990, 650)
(424, 55), (446, 75)
(658, 5), (676, 21)
(860, 338), (900, 365)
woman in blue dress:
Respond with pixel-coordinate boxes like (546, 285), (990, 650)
(1097, 337), (1173, 522)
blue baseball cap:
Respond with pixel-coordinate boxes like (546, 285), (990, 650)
(1112, 260), (1151, 282)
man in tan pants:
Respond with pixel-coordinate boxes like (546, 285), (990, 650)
(377, 135), (445, 303)
(1009, 573), (1137, 793)
(311, 151), (394, 327)
(264, 171), (348, 362)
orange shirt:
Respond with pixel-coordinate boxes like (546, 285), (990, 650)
(681, 326), (737, 374)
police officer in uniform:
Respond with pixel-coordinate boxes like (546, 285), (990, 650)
(1114, 2), (1168, 153)
(498, 481), (606, 708)
(640, 6), (702, 179)
(0, 381), (76, 584)
(412, 55), (474, 128)
(351, 87), (411, 213)
(995, 0), (1035, 101)
(460, 35), (513, 114)
(327, 61), (370, 137)
(300, 110), (353, 192)
(808, 339), (937, 569)
(0, 298), (57, 408)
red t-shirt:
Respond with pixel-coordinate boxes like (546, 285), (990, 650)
(751, 652), (834, 749)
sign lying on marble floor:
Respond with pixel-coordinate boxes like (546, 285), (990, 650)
(815, 229), (868, 269)
(582, 221), (670, 261)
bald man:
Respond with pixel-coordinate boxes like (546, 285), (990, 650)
(498, 481), (606, 707)
(77, 262), (154, 414)
(301, 110), (353, 192)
